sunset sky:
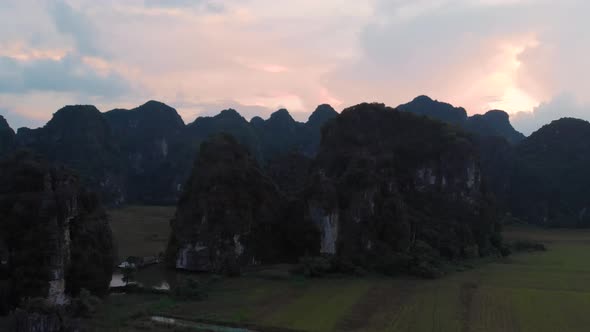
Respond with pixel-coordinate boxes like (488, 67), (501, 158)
(0, 0), (589, 134)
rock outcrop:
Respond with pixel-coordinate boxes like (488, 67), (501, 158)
(11, 102), (339, 205)
(167, 134), (288, 272)
(0, 115), (15, 157)
(509, 118), (590, 226)
(302, 104), (339, 156)
(0, 152), (114, 313)
(104, 100), (187, 204)
(187, 109), (264, 162)
(304, 103), (501, 275)
(398, 95), (524, 144)
(255, 109), (307, 159)
(14, 106), (125, 204)
(398, 95), (468, 125)
(466, 110), (525, 144)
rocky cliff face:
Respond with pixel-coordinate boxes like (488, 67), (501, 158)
(0, 152), (114, 313)
(0, 115), (15, 157)
(304, 103), (501, 275)
(167, 134), (288, 272)
(104, 100), (187, 204)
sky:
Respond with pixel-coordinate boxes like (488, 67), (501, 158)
(0, 0), (588, 134)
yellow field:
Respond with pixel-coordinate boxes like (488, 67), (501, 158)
(108, 205), (175, 261)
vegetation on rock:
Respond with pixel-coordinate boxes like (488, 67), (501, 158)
(303, 103), (503, 276)
(167, 134), (317, 273)
(0, 152), (114, 313)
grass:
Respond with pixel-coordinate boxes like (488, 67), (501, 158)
(94, 216), (590, 331)
(108, 205), (175, 261)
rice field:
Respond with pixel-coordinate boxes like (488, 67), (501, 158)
(108, 205), (175, 261)
(96, 208), (590, 331)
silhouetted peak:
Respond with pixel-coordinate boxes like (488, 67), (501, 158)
(531, 117), (590, 139)
(269, 109), (295, 123)
(412, 95), (434, 103)
(48, 105), (103, 127)
(0, 115), (15, 155)
(217, 108), (245, 121)
(55, 104), (101, 115)
(341, 103), (392, 116)
(548, 117), (589, 127)
(466, 110), (524, 144)
(398, 96), (467, 124)
(483, 110), (510, 121)
(250, 116), (264, 127)
(16, 127), (34, 136)
(132, 100), (184, 126)
(0, 115), (12, 132)
(308, 104), (338, 126)
(140, 100), (170, 109)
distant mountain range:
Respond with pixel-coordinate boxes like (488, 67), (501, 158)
(2, 96), (590, 227)
(397, 95), (525, 144)
(0, 101), (338, 205)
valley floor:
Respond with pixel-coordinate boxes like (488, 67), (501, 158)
(93, 207), (590, 332)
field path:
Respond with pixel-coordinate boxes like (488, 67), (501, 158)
(334, 279), (418, 331)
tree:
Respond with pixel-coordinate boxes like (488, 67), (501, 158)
(121, 266), (137, 286)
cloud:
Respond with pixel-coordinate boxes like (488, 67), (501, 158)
(512, 94), (590, 135)
(0, 55), (131, 97)
(324, 0), (590, 123)
(2, 0), (590, 131)
(325, 0), (543, 113)
(144, 0), (227, 12)
(48, 1), (104, 56)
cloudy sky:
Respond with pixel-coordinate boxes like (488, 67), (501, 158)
(0, 0), (588, 134)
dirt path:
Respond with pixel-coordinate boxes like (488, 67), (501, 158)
(334, 279), (417, 332)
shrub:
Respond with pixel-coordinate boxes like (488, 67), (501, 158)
(295, 256), (332, 277)
(69, 288), (101, 318)
(509, 240), (547, 252)
(172, 278), (208, 300)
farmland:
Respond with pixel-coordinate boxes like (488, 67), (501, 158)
(108, 205), (175, 261)
(96, 207), (590, 331)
